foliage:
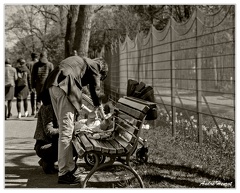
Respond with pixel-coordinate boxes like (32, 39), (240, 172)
(150, 108), (235, 180)
(5, 5), (232, 62)
(5, 5), (65, 64)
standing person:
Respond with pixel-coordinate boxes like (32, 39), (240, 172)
(5, 58), (18, 120)
(27, 52), (38, 116)
(31, 51), (53, 117)
(41, 56), (108, 184)
(33, 104), (59, 174)
(15, 58), (31, 118)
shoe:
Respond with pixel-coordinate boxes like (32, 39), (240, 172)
(58, 172), (80, 184)
(32, 112), (35, 116)
(38, 159), (57, 174)
(34, 113), (38, 118)
(17, 113), (21, 119)
(24, 111), (29, 117)
(70, 166), (84, 177)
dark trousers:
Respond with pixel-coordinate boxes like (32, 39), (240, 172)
(16, 98), (28, 113)
(34, 139), (58, 164)
(30, 91), (35, 114)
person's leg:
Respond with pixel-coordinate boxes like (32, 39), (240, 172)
(36, 92), (41, 112)
(5, 101), (7, 120)
(16, 98), (21, 118)
(49, 86), (76, 176)
(23, 98), (28, 117)
(7, 100), (12, 117)
(30, 91), (35, 115)
(35, 142), (58, 174)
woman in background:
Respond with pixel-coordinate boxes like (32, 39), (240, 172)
(15, 58), (31, 118)
(5, 58), (17, 120)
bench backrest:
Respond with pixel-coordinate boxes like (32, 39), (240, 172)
(113, 98), (150, 153)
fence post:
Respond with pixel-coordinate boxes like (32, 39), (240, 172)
(170, 18), (176, 137)
(151, 25), (154, 87)
(196, 52), (203, 144)
(196, 10), (203, 144)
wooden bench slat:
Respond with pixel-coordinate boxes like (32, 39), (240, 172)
(93, 141), (108, 153)
(107, 139), (125, 154)
(115, 121), (139, 136)
(102, 141), (116, 154)
(115, 124), (137, 144)
(118, 98), (149, 113)
(93, 140), (109, 153)
(116, 114), (142, 128)
(86, 136), (102, 151)
(116, 103), (145, 120)
(80, 134), (94, 151)
(114, 135), (133, 152)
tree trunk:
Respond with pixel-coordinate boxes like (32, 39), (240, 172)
(65, 5), (79, 58)
(73, 5), (95, 57)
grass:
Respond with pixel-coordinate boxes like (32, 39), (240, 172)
(131, 123), (235, 188)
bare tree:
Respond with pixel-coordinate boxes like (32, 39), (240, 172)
(73, 5), (94, 57)
(65, 5), (79, 58)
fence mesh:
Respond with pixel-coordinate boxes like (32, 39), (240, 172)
(103, 5), (235, 145)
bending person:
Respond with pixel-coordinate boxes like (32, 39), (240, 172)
(41, 56), (108, 184)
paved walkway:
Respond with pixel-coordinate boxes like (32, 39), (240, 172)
(4, 100), (129, 188)
(4, 100), (80, 188)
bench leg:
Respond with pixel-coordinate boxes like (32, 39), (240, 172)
(82, 156), (144, 188)
(82, 153), (100, 188)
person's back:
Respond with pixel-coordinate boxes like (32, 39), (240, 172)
(32, 52), (53, 86)
(27, 53), (38, 74)
(27, 52), (38, 116)
(5, 62), (17, 87)
(32, 51), (53, 113)
(5, 59), (17, 119)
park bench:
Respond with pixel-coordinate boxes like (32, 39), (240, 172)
(72, 97), (152, 188)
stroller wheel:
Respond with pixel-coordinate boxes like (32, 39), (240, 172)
(136, 147), (148, 163)
(84, 153), (106, 167)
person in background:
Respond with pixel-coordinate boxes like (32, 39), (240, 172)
(41, 56), (108, 184)
(5, 58), (18, 120)
(15, 58), (31, 118)
(31, 51), (53, 117)
(27, 52), (38, 116)
(33, 104), (59, 174)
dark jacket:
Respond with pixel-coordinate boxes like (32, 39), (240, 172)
(31, 57), (53, 94)
(34, 104), (59, 143)
(41, 56), (102, 114)
(15, 64), (31, 99)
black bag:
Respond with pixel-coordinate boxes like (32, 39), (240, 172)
(137, 86), (155, 103)
(133, 82), (146, 97)
(127, 79), (139, 96)
(126, 80), (157, 120)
